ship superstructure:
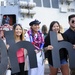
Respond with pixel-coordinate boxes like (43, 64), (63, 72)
(0, 0), (75, 30)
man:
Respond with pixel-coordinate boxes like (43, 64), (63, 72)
(63, 14), (75, 75)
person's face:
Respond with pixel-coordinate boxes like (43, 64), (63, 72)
(69, 17), (75, 28)
(52, 23), (60, 33)
(15, 25), (22, 37)
(31, 24), (40, 32)
(0, 30), (4, 38)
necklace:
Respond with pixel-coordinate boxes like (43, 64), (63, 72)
(28, 30), (44, 50)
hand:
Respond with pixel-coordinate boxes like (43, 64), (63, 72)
(73, 45), (75, 49)
(44, 45), (53, 51)
(34, 49), (39, 53)
(47, 45), (53, 50)
(6, 44), (9, 49)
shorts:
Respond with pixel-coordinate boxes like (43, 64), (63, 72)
(49, 59), (68, 66)
(60, 59), (68, 65)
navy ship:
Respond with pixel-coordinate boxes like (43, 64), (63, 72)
(0, 0), (75, 30)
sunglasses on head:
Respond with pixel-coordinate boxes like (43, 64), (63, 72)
(71, 20), (75, 24)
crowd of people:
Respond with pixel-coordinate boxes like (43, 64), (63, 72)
(0, 14), (75, 75)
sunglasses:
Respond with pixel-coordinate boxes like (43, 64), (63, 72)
(71, 20), (75, 24)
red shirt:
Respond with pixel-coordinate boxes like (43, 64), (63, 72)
(17, 48), (24, 63)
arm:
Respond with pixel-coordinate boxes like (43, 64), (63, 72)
(44, 45), (53, 51)
(44, 35), (53, 51)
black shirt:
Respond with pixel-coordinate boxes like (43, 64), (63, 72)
(63, 28), (75, 44)
(44, 34), (68, 65)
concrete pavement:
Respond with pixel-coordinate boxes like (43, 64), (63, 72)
(44, 59), (62, 75)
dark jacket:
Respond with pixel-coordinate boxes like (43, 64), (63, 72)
(44, 33), (68, 65)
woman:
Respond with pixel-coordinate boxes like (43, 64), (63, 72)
(26, 19), (44, 75)
(12, 24), (28, 75)
(44, 21), (69, 75)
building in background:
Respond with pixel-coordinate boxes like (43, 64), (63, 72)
(0, 0), (75, 30)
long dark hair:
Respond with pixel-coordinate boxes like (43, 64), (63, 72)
(47, 21), (61, 36)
